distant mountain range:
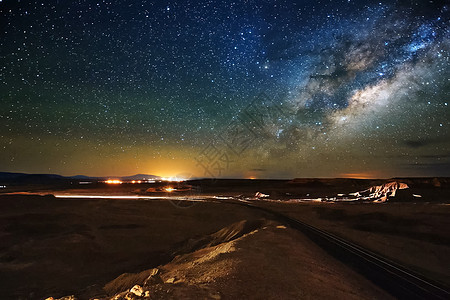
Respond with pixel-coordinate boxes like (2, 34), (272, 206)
(120, 174), (161, 181)
(0, 172), (161, 184)
(1, 172), (449, 187)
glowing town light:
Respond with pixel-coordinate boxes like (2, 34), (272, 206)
(161, 176), (184, 182)
(164, 187), (175, 192)
(131, 180), (136, 184)
(105, 179), (122, 184)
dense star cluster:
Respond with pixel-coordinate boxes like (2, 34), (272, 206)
(1, 0), (449, 178)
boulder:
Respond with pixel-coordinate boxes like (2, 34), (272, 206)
(129, 285), (144, 297)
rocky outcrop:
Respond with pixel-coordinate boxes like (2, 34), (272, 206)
(45, 296), (77, 300)
(104, 268), (163, 296)
(43, 219), (393, 300)
(359, 181), (409, 202)
(172, 219), (271, 257)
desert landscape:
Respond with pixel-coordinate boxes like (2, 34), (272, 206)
(2, 0), (449, 299)
(0, 174), (449, 299)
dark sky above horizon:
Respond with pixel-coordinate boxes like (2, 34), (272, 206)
(1, 0), (449, 178)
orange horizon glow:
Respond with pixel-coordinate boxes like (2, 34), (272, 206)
(105, 179), (123, 184)
(339, 172), (380, 179)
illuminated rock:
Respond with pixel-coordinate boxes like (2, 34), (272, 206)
(129, 285), (144, 297)
(255, 192), (269, 198)
(360, 181), (409, 202)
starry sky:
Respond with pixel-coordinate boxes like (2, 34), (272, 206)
(1, 0), (449, 178)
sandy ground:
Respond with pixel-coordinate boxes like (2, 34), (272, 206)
(0, 194), (393, 299)
(0, 195), (272, 299)
(101, 220), (392, 299)
(257, 201), (450, 286)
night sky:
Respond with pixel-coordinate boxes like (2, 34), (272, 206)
(1, 0), (449, 178)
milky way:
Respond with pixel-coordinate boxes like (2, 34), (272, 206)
(0, 0), (449, 178)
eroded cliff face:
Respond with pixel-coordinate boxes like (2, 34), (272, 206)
(361, 181), (409, 202)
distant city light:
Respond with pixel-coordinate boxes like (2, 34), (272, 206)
(164, 187), (175, 192)
(105, 179), (122, 184)
(160, 177), (185, 182)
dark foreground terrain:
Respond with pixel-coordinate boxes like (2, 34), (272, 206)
(0, 194), (270, 299)
(258, 201), (450, 287)
(0, 194), (394, 300)
(0, 177), (449, 299)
